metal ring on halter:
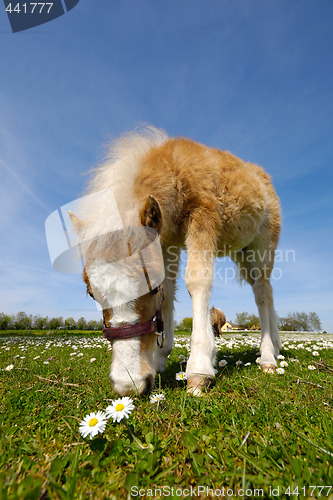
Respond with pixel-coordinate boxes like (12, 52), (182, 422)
(156, 330), (165, 348)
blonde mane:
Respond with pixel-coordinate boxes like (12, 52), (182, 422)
(76, 125), (168, 247)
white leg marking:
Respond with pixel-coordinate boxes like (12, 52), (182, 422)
(185, 251), (216, 388)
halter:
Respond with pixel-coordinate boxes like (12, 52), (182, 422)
(103, 294), (165, 348)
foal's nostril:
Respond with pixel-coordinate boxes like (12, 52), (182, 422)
(142, 374), (154, 395)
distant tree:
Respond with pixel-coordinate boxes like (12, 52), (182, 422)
(77, 317), (87, 330)
(248, 313), (260, 330)
(48, 316), (64, 330)
(296, 312), (309, 331)
(0, 313), (11, 330)
(179, 317), (193, 331)
(13, 312), (32, 330)
(65, 317), (76, 330)
(279, 313), (294, 331)
(87, 320), (101, 330)
(279, 312), (322, 332)
(308, 312), (321, 332)
(235, 312), (259, 330)
(33, 315), (49, 330)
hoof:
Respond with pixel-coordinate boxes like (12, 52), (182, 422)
(260, 363), (276, 374)
(187, 375), (212, 396)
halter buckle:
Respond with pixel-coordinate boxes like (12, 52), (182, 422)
(156, 330), (165, 348)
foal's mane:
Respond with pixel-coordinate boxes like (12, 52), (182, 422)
(76, 125), (168, 253)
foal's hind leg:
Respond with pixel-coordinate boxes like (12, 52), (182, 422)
(252, 278), (279, 372)
(185, 228), (216, 395)
(232, 245), (281, 372)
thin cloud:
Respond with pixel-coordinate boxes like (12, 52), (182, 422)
(0, 158), (50, 213)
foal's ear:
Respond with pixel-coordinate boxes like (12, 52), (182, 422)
(68, 211), (86, 234)
(140, 195), (163, 233)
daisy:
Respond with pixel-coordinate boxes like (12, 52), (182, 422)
(90, 358), (96, 363)
(150, 393), (166, 404)
(218, 359), (228, 367)
(277, 354), (285, 360)
(312, 351), (319, 356)
(79, 411), (107, 439)
(5, 364), (14, 371)
(244, 362), (251, 367)
(276, 367), (285, 374)
(175, 372), (187, 381)
(235, 360), (243, 366)
(308, 365), (316, 370)
(33, 356), (40, 360)
(280, 361), (288, 367)
(255, 357), (261, 364)
(105, 397), (135, 422)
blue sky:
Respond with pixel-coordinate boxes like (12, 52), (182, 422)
(1, 0), (332, 331)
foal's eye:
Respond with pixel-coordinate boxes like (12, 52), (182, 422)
(150, 287), (159, 296)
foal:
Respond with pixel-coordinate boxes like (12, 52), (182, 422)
(70, 126), (281, 396)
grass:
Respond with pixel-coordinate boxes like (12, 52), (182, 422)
(0, 333), (333, 499)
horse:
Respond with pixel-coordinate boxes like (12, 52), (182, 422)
(69, 125), (282, 396)
(210, 306), (226, 336)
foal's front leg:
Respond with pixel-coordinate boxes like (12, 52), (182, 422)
(185, 246), (216, 396)
(153, 246), (179, 373)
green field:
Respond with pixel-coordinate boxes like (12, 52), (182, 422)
(1, 333), (332, 499)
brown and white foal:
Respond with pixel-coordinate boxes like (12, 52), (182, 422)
(70, 126), (282, 396)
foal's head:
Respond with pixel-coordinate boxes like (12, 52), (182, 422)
(70, 196), (164, 396)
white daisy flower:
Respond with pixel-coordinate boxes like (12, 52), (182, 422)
(244, 362), (251, 367)
(235, 360), (243, 366)
(276, 368), (285, 374)
(308, 365), (316, 370)
(5, 364), (14, 371)
(312, 351), (319, 356)
(90, 358), (96, 363)
(218, 359), (228, 367)
(105, 397), (135, 422)
(79, 411), (107, 439)
(277, 354), (285, 360)
(33, 356), (40, 360)
(280, 361), (288, 367)
(175, 371), (187, 381)
(255, 357), (261, 364)
(150, 393), (166, 403)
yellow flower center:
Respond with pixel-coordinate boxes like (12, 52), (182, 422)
(88, 417), (98, 427)
(115, 403), (125, 412)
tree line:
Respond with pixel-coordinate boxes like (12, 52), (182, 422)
(0, 310), (323, 333)
(177, 311), (322, 332)
(233, 311), (322, 332)
(0, 312), (103, 331)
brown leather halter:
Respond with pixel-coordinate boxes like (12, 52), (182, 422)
(103, 294), (165, 348)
